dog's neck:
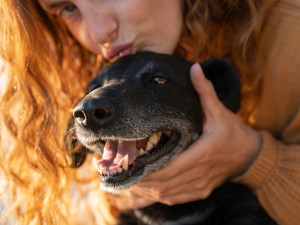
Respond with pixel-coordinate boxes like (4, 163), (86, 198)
(133, 203), (214, 225)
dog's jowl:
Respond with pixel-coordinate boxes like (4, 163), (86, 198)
(70, 52), (276, 225)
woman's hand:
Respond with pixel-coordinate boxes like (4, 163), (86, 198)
(108, 190), (156, 210)
(110, 63), (262, 209)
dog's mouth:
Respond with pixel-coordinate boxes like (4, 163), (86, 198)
(91, 130), (179, 183)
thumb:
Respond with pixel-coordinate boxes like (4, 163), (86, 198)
(190, 63), (222, 116)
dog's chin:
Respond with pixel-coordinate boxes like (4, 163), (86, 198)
(97, 131), (181, 193)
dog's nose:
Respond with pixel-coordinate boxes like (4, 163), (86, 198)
(73, 99), (114, 130)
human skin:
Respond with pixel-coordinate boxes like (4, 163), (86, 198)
(38, 0), (183, 61)
(38, 0), (262, 210)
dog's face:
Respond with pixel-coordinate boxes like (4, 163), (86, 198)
(70, 52), (240, 193)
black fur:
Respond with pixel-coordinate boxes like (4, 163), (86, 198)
(67, 52), (276, 225)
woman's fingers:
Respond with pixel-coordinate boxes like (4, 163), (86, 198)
(108, 190), (155, 210)
(133, 174), (222, 206)
(190, 63), (223, 117)
(133, 148), (216, 200)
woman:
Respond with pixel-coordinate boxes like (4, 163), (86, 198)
(0, 0), (299, 224)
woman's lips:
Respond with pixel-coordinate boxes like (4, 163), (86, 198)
(102, 43), (133, 61)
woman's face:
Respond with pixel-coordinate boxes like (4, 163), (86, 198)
(38, 0), (183, 61)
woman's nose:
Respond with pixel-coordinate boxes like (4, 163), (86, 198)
(84, 6), (118, 45)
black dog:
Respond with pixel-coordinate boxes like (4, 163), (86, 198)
(68, 52), (276, 225)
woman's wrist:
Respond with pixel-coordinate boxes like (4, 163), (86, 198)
(232, 131), (277, 189)
(239, 127), (263, 176)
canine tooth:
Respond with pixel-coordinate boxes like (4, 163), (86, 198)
(146, 141), (154, 151)
(164, 131), (172, 136)
(139, 148), (146, 156)
(117, 168), (123, 173)
(149, 133), (159, 145)
(113, 170), (117, 175)
(93, 157), (101, 173)
(102, 168), (107, 175)
(122, 154), (129, 171)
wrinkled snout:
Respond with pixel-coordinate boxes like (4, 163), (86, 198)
(73, 98), (115, 131)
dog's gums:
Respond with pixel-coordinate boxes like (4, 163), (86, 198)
(91, 131), (178, 181)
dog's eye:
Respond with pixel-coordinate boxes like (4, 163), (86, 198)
(150, 76), (168, 85)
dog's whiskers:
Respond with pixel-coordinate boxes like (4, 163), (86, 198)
(64, 127), (76, 137)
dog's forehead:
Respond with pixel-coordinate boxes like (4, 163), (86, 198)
(99, 52), (192, 82)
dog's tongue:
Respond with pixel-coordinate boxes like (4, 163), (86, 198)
(99, 140), (138, 171)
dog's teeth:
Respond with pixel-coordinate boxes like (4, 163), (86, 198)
(157, 131), (162, 137)
(117, 168), (123, 173)
(149, 133), (159, 145)
(164, 131), (172, 137)
(122, 154), (129, 171)
(102, 168), (107, 175)
(93, 157), (101, 173)
(139, 148), (146, 156)
(146, 141), (154, 151)
(113, 170), (117, 175)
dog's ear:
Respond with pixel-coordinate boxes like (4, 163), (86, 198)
(200, 58), (241, 112)
(64, 116), (89, 168)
